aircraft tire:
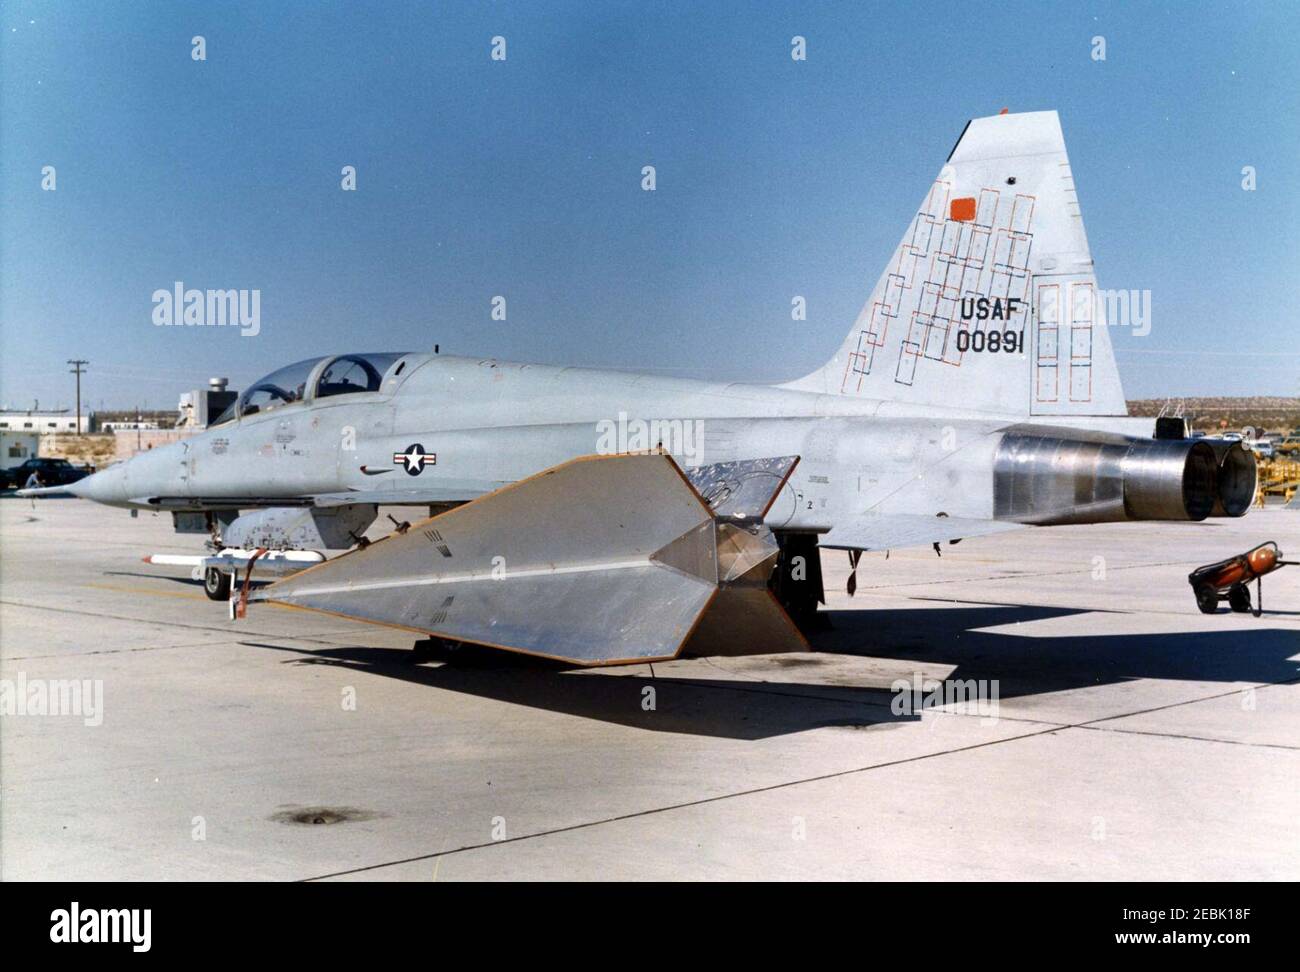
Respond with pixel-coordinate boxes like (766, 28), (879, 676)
(204, 567), (232, 601)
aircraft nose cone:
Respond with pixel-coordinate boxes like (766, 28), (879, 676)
(68, 463), (129, 505)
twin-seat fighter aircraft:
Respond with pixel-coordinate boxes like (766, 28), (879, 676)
(30, 110), (1257, 665)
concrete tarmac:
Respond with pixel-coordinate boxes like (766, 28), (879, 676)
(2, 496), (1297, 880)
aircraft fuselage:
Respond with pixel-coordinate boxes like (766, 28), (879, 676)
(77, 353), (1059, 534)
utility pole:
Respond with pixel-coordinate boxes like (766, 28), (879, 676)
(67, 359), (88, 434)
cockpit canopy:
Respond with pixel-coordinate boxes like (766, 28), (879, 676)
(212, 352), (411, 424)
(238, 357), (320, 417)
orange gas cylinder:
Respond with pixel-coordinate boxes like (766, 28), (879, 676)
(1202, 556), (1251, 590)
(1199, 542), (1283, 589)
(1246, 543), (1280, 576)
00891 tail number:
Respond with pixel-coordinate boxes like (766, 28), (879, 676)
(956, 329), (1022, 354)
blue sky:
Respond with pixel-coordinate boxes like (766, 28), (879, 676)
(2, 0), (1297, 411)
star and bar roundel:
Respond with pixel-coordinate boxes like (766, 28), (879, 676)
(393, 443), (437, 475)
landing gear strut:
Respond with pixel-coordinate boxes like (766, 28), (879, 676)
(771, 532), (828, 630)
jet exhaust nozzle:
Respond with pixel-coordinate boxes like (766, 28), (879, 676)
(994, 426), (1219, 525)
(1203, 439), (1257, 518)
(1122, 437), (1218, 521)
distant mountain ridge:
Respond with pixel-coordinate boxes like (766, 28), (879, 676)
(1128, 398), (1300, 433)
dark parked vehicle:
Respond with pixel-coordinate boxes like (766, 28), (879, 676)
(1, 457), (91, 490)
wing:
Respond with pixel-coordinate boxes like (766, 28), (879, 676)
(102, 479), (500, 511)
(819, 512), (1024, 551)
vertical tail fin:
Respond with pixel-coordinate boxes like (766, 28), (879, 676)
(785, 110), (1126, 417)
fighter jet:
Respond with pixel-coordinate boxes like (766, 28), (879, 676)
(30, 110), (1257, 665)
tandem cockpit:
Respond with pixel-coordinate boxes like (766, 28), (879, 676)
(212, 352), (416, 425)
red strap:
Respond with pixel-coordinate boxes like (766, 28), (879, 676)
(235, 548), (268, 619)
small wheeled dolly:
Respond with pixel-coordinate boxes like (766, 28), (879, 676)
(1187, 541), (1297, 617)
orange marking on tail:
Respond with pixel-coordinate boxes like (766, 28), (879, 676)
(949, 197), (977, 222)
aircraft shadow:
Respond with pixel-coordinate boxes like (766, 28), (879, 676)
(104, 570), (275, 590)
(818, 603), (1300, 699)
(105, 570), (199, 587)
(238, 602), (1299, 739)
(241, 640), (914, 741)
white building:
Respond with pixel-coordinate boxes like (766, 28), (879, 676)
(101, 421), (160, 432)
(178, 378), (237, 429)
(0, 411), (89, 434)
(1, 430), (40, 471)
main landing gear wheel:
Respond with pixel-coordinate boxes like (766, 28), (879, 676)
(1227, 582), (1253, 614)
(204, 566), (232, 601)
(411, 637), (463, 662)
(771, 532), (829, 630)
(1194, 583), (1219, 615)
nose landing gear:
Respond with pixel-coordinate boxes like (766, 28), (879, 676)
(204, 566), (233, 601)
